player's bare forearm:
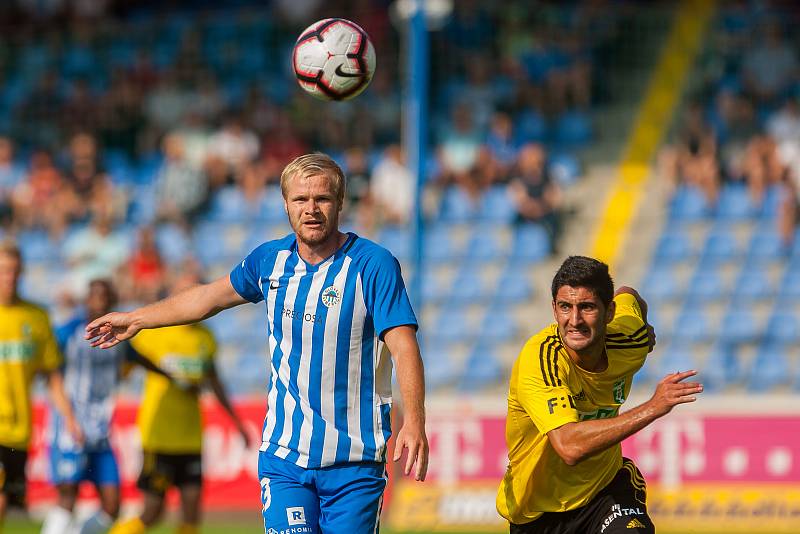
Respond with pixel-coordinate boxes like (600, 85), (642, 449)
(47, 371), (83, 444)
(384, 325), (429, 480)
(208, 366), (250, 445)
(86, 276), (247, 348)
(548, 370), (703, 466)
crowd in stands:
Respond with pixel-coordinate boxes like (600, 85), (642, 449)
(660, 3), (800, 247)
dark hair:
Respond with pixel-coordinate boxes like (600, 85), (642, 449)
(551, 256), (614, 307)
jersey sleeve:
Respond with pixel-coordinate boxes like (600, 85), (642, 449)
(516, 338), (578, 434)
(230, 247), (266, 304)
(607, 293), (647, 344)
(361, 248), (418, 340)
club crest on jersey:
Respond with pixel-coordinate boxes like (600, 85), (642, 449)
(321, 286), (341, 307)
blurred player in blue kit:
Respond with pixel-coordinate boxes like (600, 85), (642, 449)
(86, 153), (429, 533)
(41, 279), (173, 534)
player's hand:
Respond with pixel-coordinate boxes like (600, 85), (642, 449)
(393, 420), (429, 481)
(66, 417), (85, 446)
(646, 324), (657, 353)
(85, 312), (141, 349)
(649, 370), (703, 417)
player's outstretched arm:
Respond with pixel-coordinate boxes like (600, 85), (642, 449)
(47, 370), (84, 445)
(547, 370), (703, 466)
(385, 325), (429, 482)
(85, 275), (248, 348)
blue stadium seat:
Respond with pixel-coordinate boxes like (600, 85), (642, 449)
(512, 223), (551, 262)
(747, 343), (791, 392)
(459, 344), (504, 391)
(703, 343), (742, 391)
(193, 221), (247, 265)
(466, 225), (510, 262)
(376, 226), (410, 261)
(641, 266), (681, 302)
(746, 230), (787, 263)
(432, 308), (473, 342)
(548, 152), (581, 187)
(686, 270), (726, 303)
(420, 340), (456, 390)
(672, 306), (713, 342)
(478, 306), (518, 343)
(155, 223), (192, 265)
(669, 186), (710, 222)
(778, 266), (800, 301)
(255, 186), (289, 223)
(699, 230), (741, 264)
(716, 184), (758, 220)
(553, 111), (592, 148)
(653, 231), (695, 264)
(721, 307), (760, 344)
(493, 267), (533, 303)
(764, 310), (799, 344)
(657, 343), (698, 376)
(731, 267), (773, 302)
(424, 224), (461, 263)
(208, 186), (248, 223)
(420, 274), (450, 304)
(514, 110), (547, 144)
(447, 269), (489, 304)
(760, 185), (784, 220)
(478, 186), (515, 223)
(439, 186), (479, 223)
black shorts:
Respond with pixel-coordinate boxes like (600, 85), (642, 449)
(510, 458), (655, 534)
(137, 451), (202, 496)
(0, 445), (28, 508)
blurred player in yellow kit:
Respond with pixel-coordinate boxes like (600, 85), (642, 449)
(0, 241), (81, 532)
(109, 274), (249, 534)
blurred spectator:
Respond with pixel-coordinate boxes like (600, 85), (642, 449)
(11, 149), (71, 236)
(119, 225), (165, 304)
(369, 145), (414, 227)
(0, 137), (25, 228)
(509, 143), (562, 243)
(155, 133), (209, 225)
(61, 79), (97, 136)
(741, 22), (798, 106)
(144, 73), (192, 132)
(708, 91), (759, 182)
(206, 114), (259, 183)
(261, 112), (309, 181)
(437, 103), (485, 198)
(659, 102), (720, 203)
(343, 147), (371, 218)
(172, 113), (212, 170)
(62, 211), (129, 302)
(97, 74), (146, 157)
(485, 111), (519, 180)
(16, 72), (63, 148)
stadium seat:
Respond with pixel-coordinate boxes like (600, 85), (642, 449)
(376, 226), (411, 261)
(686, 270), (726, 303)
(466, 224), (511, 261)
(552, 111), (592, 148)
(439, 186), (479, 223)
(493, 267), (533, 303)
(716, 184), (758, 220)
(420, 341), (456, 390)
(764, 310), (800, 344)
(208, 186), (248, 223)
(433, 308), (473, 342)
(459, 344), (504, 391)
(447, 268), (490, 304)
(703, 343), (743, 391)
(548, 152), (582, 187)
(478, 186), (516, 223)
(669, 186), (710, 222)
(746, 343), (791, 392)
(18, 230), (59, 263)
(424, 224), (461, 263)
(512, 223), (551, 262)
(721, 307), (760, 344)
(699, 230), (741, 264)
(653, 230), (695, 264)
(420, 273), (450, 304)
(657, 343), (698, 376)
(760, 185), (784, 220)
(515, 110), (547, 144)
(671, 306), (713, 342)
(478, 306), (518, 343)
(730, 267), (773, 302)
(746, 230), (787, 263)
(641, 265), (681, 302)
(255, 186), (289, 223)
(155, 223), (192, 265)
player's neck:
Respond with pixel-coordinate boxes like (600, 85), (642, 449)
(0, 292), (19, 306)
(296, 231), (347, 265)
(566, 343), (608, 373)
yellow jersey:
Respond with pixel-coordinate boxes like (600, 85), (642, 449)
(0, 300), (61, 450)
(131, 324), (216, 454)
(497, 293), (649, 524)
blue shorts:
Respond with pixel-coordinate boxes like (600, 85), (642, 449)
(258, 452), (387, 533)
(50, 444), (120, 486)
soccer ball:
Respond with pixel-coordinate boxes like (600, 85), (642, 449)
(292, 18), (376, 101)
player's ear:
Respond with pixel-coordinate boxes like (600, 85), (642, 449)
(605, 300), (616, 324)
(551, 300), (558, 320)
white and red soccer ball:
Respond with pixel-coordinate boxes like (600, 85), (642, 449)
(292, 18), (376, 101)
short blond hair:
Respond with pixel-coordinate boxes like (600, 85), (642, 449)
(0, 239), (21, 262)
(280, 153), (346, 206)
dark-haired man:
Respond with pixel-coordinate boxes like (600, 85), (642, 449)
(497, 255), (703, 533)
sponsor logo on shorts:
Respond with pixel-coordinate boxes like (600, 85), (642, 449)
(287, 506), (306, 525)
(600, 504), (646, 533)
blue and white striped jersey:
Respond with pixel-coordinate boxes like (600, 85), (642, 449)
(230, 232), (417, 469)
(52, 316), (133, 449)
